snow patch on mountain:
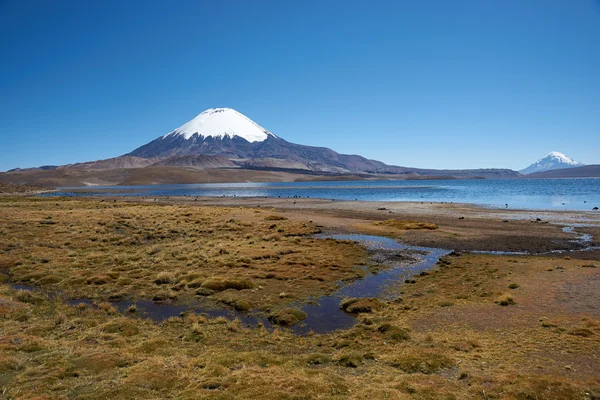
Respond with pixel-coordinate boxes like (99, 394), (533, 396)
(520, 152), (584, 175)
(163, 108), (276, 142)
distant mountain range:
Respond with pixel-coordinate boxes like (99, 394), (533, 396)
(520, 151), (584, 175)
(1, 108), (597, 187)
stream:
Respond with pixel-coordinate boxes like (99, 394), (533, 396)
(4, 225), (596, 334)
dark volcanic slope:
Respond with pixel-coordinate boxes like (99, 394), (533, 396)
(527, 165), (600, 178)
(150, 155), (238, 170)
(128, 134), (520, 177)
(128, 134), (405, 174)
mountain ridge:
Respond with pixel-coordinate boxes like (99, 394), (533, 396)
(520, 151), (584, 175)
(0, 107), (526, 186)
(128, 108), (519, 177)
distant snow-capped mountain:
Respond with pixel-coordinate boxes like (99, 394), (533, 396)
(163, 108), (277, 142)
(0, 107), (524, 186)
(127, 108), (519, 178)
(520, 152), (584, 175)
(128, 107), (400, 173)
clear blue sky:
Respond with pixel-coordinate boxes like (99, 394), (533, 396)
(1, 0), (599, 172)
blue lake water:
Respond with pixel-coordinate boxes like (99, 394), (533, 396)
(51, 178), (600, 211)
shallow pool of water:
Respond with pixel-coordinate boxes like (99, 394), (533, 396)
(5, 234), (449, 334)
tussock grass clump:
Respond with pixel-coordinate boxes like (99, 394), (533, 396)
(152, 290), (177, 303)
(154, 271), (175, 285)
(18, 271), (47, 282)
(37, 275), (62, 285)
(227, 319), (242, 332)
(386, 349), (454, 374)
(269, 308), (307, 326)
(213, 316), (229, 324)
(86, 275), (112, 285)
(377, 324), (411, 342)
(101, 317), (140, 336)
(186, 278), (204, 288)
(336, 352), (363, 368)
(97, 302), (117, 314)
(0, 355), (21, 373)
(306, 353), (331, 365)
(495, 293), (516, 306)
(264, 215), (288, 221)
(186, 322), (205, 342)
(14, 290), (44, 304)
(72, 352), (128, 373)
(340, 297), (383, 313)
(568, 328), (594, 337)
(201, 277), (255, 292)
(233, 300), (251, 312)
(375, 219), (439, 230)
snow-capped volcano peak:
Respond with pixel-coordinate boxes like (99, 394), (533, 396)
(164, 108), (276, 142)
(520, 151), (584, 175)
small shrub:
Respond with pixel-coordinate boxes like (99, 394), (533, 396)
(508, 283), (520, 289)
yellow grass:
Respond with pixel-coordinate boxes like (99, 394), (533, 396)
(374, 219), (439, 230)
(0, 197), (598, 399)
(0, 197), (367, 308)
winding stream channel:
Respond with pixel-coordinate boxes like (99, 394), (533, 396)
(5, 226), (597, 334)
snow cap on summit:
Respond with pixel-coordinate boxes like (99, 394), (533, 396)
(164, 108), (276, 142)
(520, 151), (584, 174)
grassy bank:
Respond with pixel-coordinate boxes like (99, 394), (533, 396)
(0, 197), (598, 399)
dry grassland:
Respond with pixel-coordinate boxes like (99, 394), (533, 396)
(0, 197), (598, 399)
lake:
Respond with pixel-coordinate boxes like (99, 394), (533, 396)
(51, 178), (600, 211)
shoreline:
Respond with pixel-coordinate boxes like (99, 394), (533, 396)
(30, 194), (600, 254)
(39, 189), (600, 214)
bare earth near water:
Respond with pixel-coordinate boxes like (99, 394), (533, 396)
(154, 196), (600, 253)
